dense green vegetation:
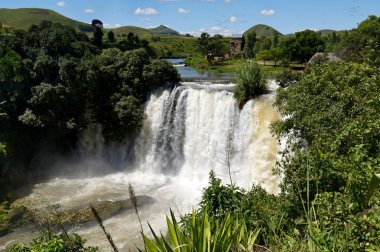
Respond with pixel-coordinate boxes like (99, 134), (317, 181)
(198, 33), (230, 61)
(0, 20), (179, 204)
(11, 231), (98, 251)
(233, 61), (266, 105)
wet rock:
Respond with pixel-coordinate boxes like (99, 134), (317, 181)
(10, 196), (155, 227)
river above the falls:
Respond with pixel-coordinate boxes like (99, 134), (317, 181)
(164, 58), (234, 80)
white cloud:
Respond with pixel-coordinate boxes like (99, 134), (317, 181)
(229, 16), (238, 23)
(84, 8), (95, 13)
(56, 1), (65, 7)
(259, 9), (275, 16)
(198, 26), (235, 37)
(134, 7), (159, 15)
(178, 8), (190, 14)
(224, 0), (232, 3)
(103, 23), (122, 29)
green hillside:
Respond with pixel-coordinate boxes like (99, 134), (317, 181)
(0, 8), (93, 33)
(112, 26), (154, 38)
(243, 24), (282, 39)
(112, 25), (183, 39)
(149, 25), (181, 36)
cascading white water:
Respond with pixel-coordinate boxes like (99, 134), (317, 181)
(0, 81), (280, 251)
(134, 81), (280, 192)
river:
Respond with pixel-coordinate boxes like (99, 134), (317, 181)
(165, 58), (234, 80)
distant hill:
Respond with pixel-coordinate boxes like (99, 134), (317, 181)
(243, 24), (282, 40)
(0, 8), (183, 39)
(149, 25), (181, 36)
(111, 26), (153, 38)
(0, 8), (93, 33)
(112, 25), (182, 39)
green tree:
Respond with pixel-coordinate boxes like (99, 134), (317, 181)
(338, 15), (380, 67)
(254, 36), (272, 53)
(197, 33), (229, 64)
(92, 19), (104, 47)
(244, 31), (256, 58)
(279, 29), (325, 63)
(257, 48), (284, 66)
(272, 61), (380, 208)
(107, 30), (115, 43)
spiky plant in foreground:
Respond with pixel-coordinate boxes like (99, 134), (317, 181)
(142, 209), (260, 252)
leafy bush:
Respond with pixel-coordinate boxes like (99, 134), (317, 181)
(11, 231), (98, 252)
(275, 69), (301, 88)
(198, 172), (291, 246)
(272, 61), (380, 206)
(234, 60), (267, 106)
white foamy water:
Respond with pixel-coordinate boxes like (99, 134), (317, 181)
(0, 81), (280, 251)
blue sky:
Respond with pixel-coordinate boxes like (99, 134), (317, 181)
(1, 0), (379, 35)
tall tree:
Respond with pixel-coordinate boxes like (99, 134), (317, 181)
(279, 29), (325, 63)
(92, 19), (104, 47)
(197, 33), (229, 64)
(107, 30), (115, 43)
(244, 31), (256, 59)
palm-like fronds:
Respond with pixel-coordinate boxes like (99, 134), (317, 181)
(141, 209), (260, 252)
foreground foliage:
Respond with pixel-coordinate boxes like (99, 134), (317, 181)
(143, 209), (260, 252)
(11, 231), (98, 252)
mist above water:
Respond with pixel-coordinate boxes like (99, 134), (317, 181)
(0, 81), (280, 251)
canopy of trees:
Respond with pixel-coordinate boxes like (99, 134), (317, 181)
(198, 32), (229, 57)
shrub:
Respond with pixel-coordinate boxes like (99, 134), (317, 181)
(275, 69), (301, 88)
(234, 60), (266, 106)
(11, 231), (98, 252)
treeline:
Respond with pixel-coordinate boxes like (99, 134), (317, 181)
(242, 15), (380, 67)
(0, 20), (179, 199)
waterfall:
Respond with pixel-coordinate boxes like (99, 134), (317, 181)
(0, 80), (281, 251)
(133, 81), (280, 193)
